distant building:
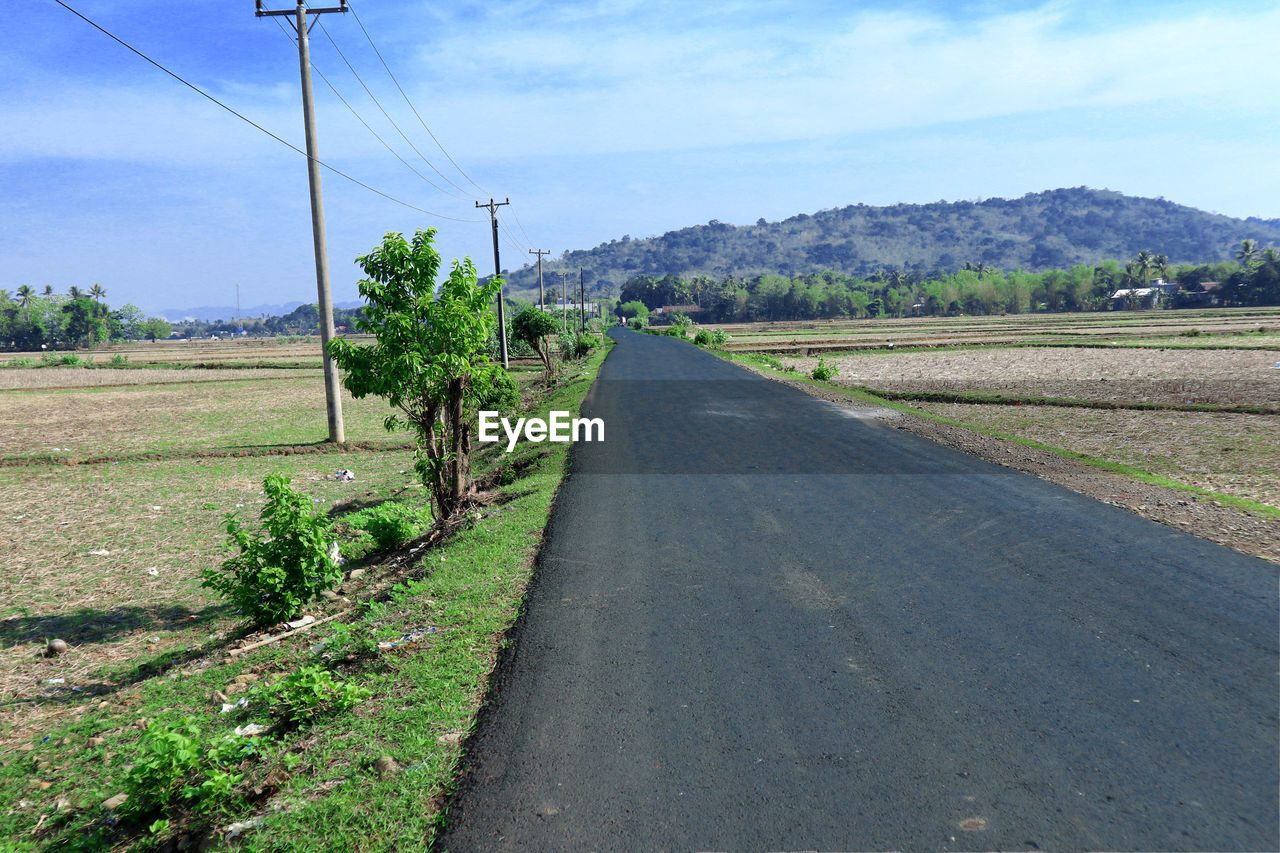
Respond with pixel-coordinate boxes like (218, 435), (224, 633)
(1110, 287), (1162, 309)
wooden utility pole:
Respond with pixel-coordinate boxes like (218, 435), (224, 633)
(476, 198), (511, 368)
(579, 267), (586, 333)
(256, 0), (347, 444)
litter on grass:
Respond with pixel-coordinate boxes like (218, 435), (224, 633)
(233, 724), (269, 737)
(146, 568), (159, 576)
(86, 549), (110, 556)
(377, 626), (439, 650)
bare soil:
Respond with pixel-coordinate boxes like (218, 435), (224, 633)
(787, 347), (1280, 407)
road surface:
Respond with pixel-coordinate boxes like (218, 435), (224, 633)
(436, 327), (1278, 851)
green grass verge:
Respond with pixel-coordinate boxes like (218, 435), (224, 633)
(0, 344), (612, 852)
(718, 351), (1280, 521)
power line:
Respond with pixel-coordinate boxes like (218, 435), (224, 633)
(312, 17), (471, 200)
(507, 205), (538, 249)
(48, 0), (481, 223)
(347, 1), (489, 195)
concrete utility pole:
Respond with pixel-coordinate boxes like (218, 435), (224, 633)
(579, 267), (586, 334)
(559, 272), (570, 335)
(256, 0), (347, 444)
(529, 248), (549, 311)
(476, 198), (511, 368)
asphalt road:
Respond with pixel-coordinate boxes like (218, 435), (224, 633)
(436, 327), (1279, 852)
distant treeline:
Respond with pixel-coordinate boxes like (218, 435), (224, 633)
(0, 286), (172, 352)
(616, 245), (1280, 322)
(0, 288), (372, 351)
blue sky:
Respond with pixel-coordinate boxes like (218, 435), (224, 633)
(3, 0), (1278, 315)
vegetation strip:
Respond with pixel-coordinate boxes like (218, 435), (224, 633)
(1, 343), (611, 852)
(848, 387), (1280, 415)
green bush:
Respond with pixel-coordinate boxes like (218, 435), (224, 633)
(110, 353), (130, 365)
(202, 474), (343, 625)
(41, 352), (59, 366)
(745, 352), (785, 370)
(349, 501), (431, 551)
(264, 665), (372, 724)
(126, 717), (252, 813)
(663, 326), (685, 337)
(9, 357), (35, 367)
(59, 353), (83, 366)
(627, 317), (646, 330)
(811, 357), (838, 381)
(559, 332), (601, 359)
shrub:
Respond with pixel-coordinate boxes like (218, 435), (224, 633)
(747, 353), (785, 370)
(349, 501), (431, 551)
(664, 326), (685, 337)
(203, 474), (343, 625)
(126, 717), (252, 813)
(59, 353), (83, 366)
(811, 357), (838, 381)
(265, 665), (372, 724)
(41, 352), (59, 366)
(691, 328), (728, 347)
(559, 332), (601, 359)
(110, 353), (130, 365)
(627, 317), (646, 330)
(9, 357), (35, 368)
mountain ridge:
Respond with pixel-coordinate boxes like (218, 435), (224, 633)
(495, 188), (1280, 301)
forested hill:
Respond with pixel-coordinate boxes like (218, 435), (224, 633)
(498, 188), (1280, 301)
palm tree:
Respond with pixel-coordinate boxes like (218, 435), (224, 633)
(68, 286), (83, 300)
(1133, 250), (1155, 284)
(1263, 247), (1279, 263)
(0, 289), (10, 305)
(42, 285), (53, 297)
(89, 283), (106, 303)
(1154, 254), (1170, 281)
(1236, 239), (1260, 266)
(16, 285), (34, 307)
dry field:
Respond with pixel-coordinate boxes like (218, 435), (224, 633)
(0, 373), (401, 459)
(0, 450), (418, 705)
(0, 367), (310, 390)
(786, 347), (1280, 408)
(715, 306), (1280, 351)
(779, 343), (1280, 515)
(5, 336), (338, 367)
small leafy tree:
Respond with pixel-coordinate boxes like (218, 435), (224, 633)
(512, 305), (558, 376)
(329, 229), (512, 519)
(203, 473), (341, 625)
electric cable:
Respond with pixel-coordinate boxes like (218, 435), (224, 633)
(50, 0), (482, 222)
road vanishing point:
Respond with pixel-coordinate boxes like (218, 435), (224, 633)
(436, 327), (1279, 852)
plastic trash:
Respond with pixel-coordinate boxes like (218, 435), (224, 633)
(233, 723), (268, 737)
(86, 549), (110, 556)
(285, 615), (316, 630)
(146, 568), (159, 576)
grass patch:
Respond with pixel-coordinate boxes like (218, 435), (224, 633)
(0, 344), (611, 851)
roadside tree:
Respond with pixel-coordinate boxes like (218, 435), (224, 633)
(512, 305), (558, 377)
(329, 229), (516, 520)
